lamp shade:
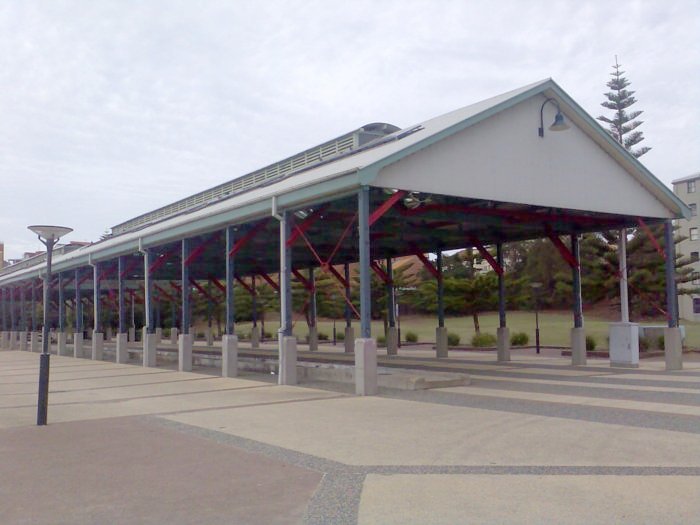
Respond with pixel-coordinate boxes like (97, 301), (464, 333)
(28, 225), (73, 242)
(549, 112), (570, 132)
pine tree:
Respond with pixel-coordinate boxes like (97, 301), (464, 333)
(597, 56), (651, 158)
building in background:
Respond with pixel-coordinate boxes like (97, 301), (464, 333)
(673, 172), (700, 320)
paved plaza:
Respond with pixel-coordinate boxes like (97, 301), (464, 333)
(1, 348), (699, 524)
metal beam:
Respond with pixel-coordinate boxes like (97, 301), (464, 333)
(229, 218), (271, 256)
(75, 269), (82, 334)
(638, 217), (666, 260)
(225, 226), (235, 335)
(118, 256), (126, 333)
(469, 236), (503, 275)
(665, 220), (678, 327)
(497, 243), (506, 328)
(368, 190), (408, 227)
(386, 258), (396, 328)
(344, 263), (351, 327)
(280, 210), (292, 337)
(546, 226), (579, 269)
(93, 262), (101, 332)
(181, 239), (191, 335)
(143, 250), (154, 333)
(571, 234), (583, 328)
(358, 186), (371, 338)
(57, 274), (64, 331)
(437, 251), (445, 328)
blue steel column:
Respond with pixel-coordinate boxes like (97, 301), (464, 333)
(1, 288), (6, 331)
(386, 258), (396, 328)
(436, 251), (445, 328)
(75, 269), (82, 335)
(93, 262), (101, 332)
(10, 286), (16, 331)
(309, 266), (317, 329)
(251, 276), (257, 328)
(20, 283), (26, 332)
(118, 256), (126, 333)
(497, 243), (506, 328)
(344, 263), (351, 327)
(225, 226), (235, 335)
(143, 250), (153, 334)
(58, 274), (64, 331)
(31, 279), (37, 331)
(571, 234), (583, 328)
(665, 220), (678, 328)
(280, 211), (292, 337)
(181, 239), (191, 335)
(358, 186), (371, 338)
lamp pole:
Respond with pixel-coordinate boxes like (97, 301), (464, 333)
(29, 225), (72, 426)
(531, 282), (542, 355)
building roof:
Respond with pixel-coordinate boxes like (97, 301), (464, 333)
(672, 172), (700, 185)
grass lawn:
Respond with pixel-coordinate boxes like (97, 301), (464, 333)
(226, 310), (700, 349)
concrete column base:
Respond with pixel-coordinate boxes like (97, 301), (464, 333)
(19, 332), (28, 352)
(435, 326), (448, 358)
(30, 332), (40, 353)
(664, 327), (683, 371)
(92, 332), (104, 360)
(205, 327), (213, 347)
(170, 327), (178, 345)
(386, 326), (398, 356)
(344, 326), (355, 354)
(9, 331), (18, 350)
(73, 332), (84, 358)
(355, 338), (378, 396)
(250, 326), (260, 349)
(57, 332), (68, 356)
(128, 327), (136, 343)
(155, 327), (163, 343)
(308, 326), (318, 352)
(278, 335), (297, 385)
(222, 334), (239, 377)
(0, 332), (6, 349)
(116, 333), (129, 364)
(178, 333), (194, 372)
(497, 327), (511, 362)
(609, 322), (639, 368)
(143, 330), (157, 367)
(571, 327), (586, 366)
(105, 326), (113, 342)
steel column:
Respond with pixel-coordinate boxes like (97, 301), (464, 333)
(358, 186), (371, 338)
(386, 258), (396, 328)
(10, 286), (15, 331)
(309, 267), (317, 328)
(251, 276), (257, 327)
(118, 256), (126, 333)
(571, 234), (583, 328)
(75, 269), (82, 334)
(31, 279), (37, 331)
(20, 284), (26, 331)
(344, 263), (351, 327)
(279, 210), (292, 337)
(57, 274), (64, 331)
(181, 239), (191, 335)
(497, 243), (506, 328)
(619, 229), (629, 323)
(436, 251), (445, 328)
(664, 220), (678, 328)
(143, 250), (154, 333)
(225, 226), (235, 335)
(1, 288), (6, 331)
(93, 262), (101, 333)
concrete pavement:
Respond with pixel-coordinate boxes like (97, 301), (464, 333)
(1, 349), (699, 524)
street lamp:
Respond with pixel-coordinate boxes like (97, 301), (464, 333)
(538, 98), (570, 137)
(28, 225), (73, 426)
(530, 282), (542, 354)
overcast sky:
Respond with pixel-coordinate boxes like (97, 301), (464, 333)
(1, 0), (698, 260)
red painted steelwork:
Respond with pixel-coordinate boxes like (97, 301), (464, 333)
(184, 233), (222, 267)
(257, 271), (280, 292)
(370, 261), (391, 284)
(413, 250), (440, 279)
(210, 277), (226, 293)
(154, 284), (177, 303)
(149, 246), (180, 274)
(545, 227), (579, 269)
(286, 205), (330, 246)
(292, 269), (314, 291)
(120, 259), (140, 279)
(468, 236), (503, 276)
(235, 276), (254, 295)
(637, 217), (666, 260)
(229, 219), (271, 256)
(368, 190), (408, 227)
(189, 278), (217, 302)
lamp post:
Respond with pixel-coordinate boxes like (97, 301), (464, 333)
(530, 282), (542, 354)
(28, 225), (73, 426)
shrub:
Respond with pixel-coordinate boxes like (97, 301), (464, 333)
(447, 332), (460, 346)
(471, 332), (497, 347)
(318, 332), (329, 341)
(586, 335), (596, 351)
(196, 332), (205, 340)
(263, 331), (272, 339)
(510, 332), (529, 346)
(657, 335), (665, 350)
(336, 331), (345, 341)
(376, 335), (386, 346)
(405, 331), (418, 343)
(639, 336), (650, 351)
(236, 331), (248, 340)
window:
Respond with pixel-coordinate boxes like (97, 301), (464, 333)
(689, 180), (696, 193)
(694, 298), (700, 314)
(693, 272), (700, 285)
(691, 227), (699, 241)
(692, 252), (699, 262)
(691, 203), (698, 217)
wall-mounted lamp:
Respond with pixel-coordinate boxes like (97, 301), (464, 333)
(538, 98), (570, 138)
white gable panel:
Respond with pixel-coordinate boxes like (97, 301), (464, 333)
(374, 95), (673, 219)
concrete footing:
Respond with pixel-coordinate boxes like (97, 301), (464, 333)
(278, 335), (297, 385)
(571, 327), (586, 366)
(128, 327), (136, 343)
(170, 328), (178, 345)
(30, 332), (40, 353)
(143, 331), (157, 367)
(116, 333), (129, 364)
(609, 322), (639, 368)
(344, 326), (355, 354)
(308, 326), (318, 351)
(9, 331), (18, 350)
(178, 333), (193, 372)
(435, 327), (448, 358)
(250, 326), (260, 349)
(497, 327), (511, 362)
(105, 326), (113, 342)
(386, 326), (398, 356)
(222, 334), (239, 377)
(74, 332), (84, 358)
(155, 327), (163, 343)
(664, 327), (683, 371)
(57, 332), (69, 356)
(355, 338), (378, 396)
(92, 332), (104, 361)
(205, 327), (214, 347)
